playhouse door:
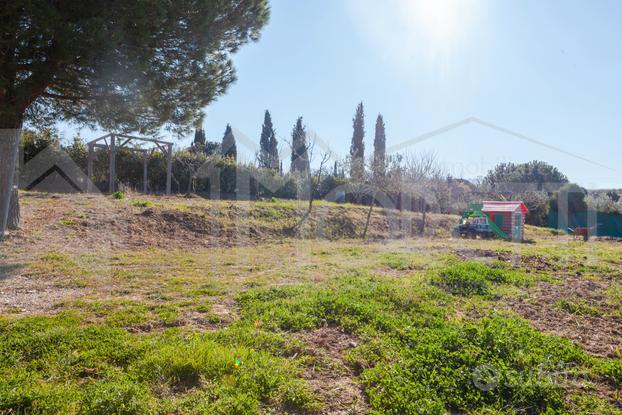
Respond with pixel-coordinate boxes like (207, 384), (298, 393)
(494, 214), (504, 229)
(513, 212), (522, 240)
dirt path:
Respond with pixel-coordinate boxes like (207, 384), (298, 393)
(298, 327), (370, 415)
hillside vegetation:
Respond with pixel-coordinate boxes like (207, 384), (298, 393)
(1, 192), (621, 415)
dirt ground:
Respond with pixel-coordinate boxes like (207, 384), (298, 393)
(3, 192), (456, 253)
(456, 247), (622, 358)
(298, 327), (369, 414)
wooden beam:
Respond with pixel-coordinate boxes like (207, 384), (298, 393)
(116, 134), (173, 146)
(154, 142), (166, 154)
(87, 133), (112, 146)
(166, 143), (173, 195)
(143, 151), (148, 194)
(109, 134), (116, 193)
(117, 137), (133, 149)
(87, 143), (94, 192)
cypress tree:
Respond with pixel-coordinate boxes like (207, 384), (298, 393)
(350, 102), (365, 180)
(290, 117), (309, 174)
(194, 128), (206, 146)
(373, 114), (386, 179)
(221, 124), (237, 160)
(269, 129), (279, 170)
(192, 127), (206, 153)
(258, 110), (275, 168)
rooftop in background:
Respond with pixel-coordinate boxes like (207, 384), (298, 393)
(482, 201), (529, 213)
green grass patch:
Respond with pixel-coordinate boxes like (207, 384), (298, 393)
(431, 261), (530, 296)
(131, 199), (154, 208)
(594, 357), (622, 387)
(0, 314), (317, 415)
(238, 270), (447, 333)
(59, 218), (79, 226)
(236, 271), (605, 414)
(556, 299), (602, 317)
(359, 316), (589, 415)
(379, 252), (426, 270)
(605, 283), (622, 315)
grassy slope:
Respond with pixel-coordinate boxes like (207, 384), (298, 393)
(0, 192), (621, 414)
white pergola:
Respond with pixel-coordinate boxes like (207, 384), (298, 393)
(87, 133), (173, 194)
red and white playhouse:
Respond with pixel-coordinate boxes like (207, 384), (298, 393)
(481, 201), (529, 241)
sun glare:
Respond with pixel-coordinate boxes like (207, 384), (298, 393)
(401, 0), (471, 46)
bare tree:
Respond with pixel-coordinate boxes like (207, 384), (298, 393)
(401, 151), (451, 213)
(288, 133), (331, 230)
(362, 154), (388, 239)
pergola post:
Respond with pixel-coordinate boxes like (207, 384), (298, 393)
(166, 143), (173, 195)
(87, 133), (171, 195)
(87, 143), (94, 192)
(143, 150), (148, 194)
(109, 134), (116, 193)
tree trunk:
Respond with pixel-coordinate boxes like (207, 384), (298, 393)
(0, 128), (21, 238)
(8, 188), (19, 230)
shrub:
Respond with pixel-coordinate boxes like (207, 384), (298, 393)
(112, 191), (126, 200)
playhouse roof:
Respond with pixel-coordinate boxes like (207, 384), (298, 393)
(481, 201), (529, 214)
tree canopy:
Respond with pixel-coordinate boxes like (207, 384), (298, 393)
(0, 0), (270, 130)
(0, 1), (269, 236)
(549, 183), (588, 216)
(482, 161), (568, 193)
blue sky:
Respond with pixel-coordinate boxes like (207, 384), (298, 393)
(60, 0), (622, 188)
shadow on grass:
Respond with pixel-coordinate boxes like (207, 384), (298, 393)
(0, 263), (24, 281)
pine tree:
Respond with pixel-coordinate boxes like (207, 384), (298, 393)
(258, 110), (275, 168)
(373, 114), (386, 180)
(221, 124), (237, 159)
(350, 102), (365, 180)
(290, 117), (309, 174)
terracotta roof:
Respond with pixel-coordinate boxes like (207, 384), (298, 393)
(481, 201), (529, 213)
